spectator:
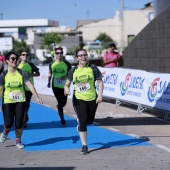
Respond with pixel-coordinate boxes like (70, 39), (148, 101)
(103, 43), (120, 68)
(0, 51), (5, 74)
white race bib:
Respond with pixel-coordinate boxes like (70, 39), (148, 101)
(76, 82), (90, 93)
(9, 91), (23, 101)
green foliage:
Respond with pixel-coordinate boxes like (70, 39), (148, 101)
(12, 39), (30, 55)
(95, 32), (113, 43)
(41, 32), (63, 50)
(95, 32), (114, 49)
(67, 46), (79, 55)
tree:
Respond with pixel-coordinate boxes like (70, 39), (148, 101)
(95, 32), (114, 49)
(41, 32), (63, 51)
(12, 39), (30, 55)
(95, 32), (113, 42)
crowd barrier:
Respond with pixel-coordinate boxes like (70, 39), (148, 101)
(34, 66), (170, 121)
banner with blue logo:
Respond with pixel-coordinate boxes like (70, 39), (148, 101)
(34, 66), (170, 111)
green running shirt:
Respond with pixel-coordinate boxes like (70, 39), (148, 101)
(18, 62), (39, 91)
(67, 63), (103, 101)
(0, 69), (30, 104)
(49, 60), (71, 88)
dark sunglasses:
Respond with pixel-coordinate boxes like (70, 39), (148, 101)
(10, 57), (18, 61)
(77, 54), (87, 57)
(55, 52), (63, 55)
(21, 54), (28, 56)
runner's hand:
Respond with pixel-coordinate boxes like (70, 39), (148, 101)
(64, 86), (71, 96)
(36, 97), (43, 105)
(96, 96), (102, 103)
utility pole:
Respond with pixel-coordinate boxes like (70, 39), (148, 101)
(86, 10), (89, 20)
(120, 0), (124, 53)
(0, 13), (3, 20)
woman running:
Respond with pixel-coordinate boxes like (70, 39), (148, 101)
(47, 47), (71, 126)
(64, 49), (104, 154)
(18, 49), (40, 128)
(0, 51), (43, 149)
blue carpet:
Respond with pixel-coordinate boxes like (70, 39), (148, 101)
(0, 102), (151, 151)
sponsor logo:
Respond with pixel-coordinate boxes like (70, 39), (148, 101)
(147, 77), (160, 102)
(120, 73), (144, 97)
(120, 73), (131, 96)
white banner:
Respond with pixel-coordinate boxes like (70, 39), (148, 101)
(34, 66), (170, 111)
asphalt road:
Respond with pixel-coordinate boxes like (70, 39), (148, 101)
(0, 94), (170, 170)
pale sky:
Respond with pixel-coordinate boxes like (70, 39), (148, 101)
(0, 0), (153, 28)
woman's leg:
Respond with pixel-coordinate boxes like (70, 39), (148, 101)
(0, 103), (15, 143)
(73, 97), (88, 154)
(52, 87), (67, 125)
(15, 102), (26, 146)
(23, 91), (32, 127)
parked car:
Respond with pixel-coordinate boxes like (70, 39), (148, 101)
(84, 41), (103, 49)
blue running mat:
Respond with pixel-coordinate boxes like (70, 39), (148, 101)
(0, 102), (151, 151)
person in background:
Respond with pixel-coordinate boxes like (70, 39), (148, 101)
(103, 43), (120, 68)
(0, 51), (43, 149)
(64, 49), (104, 155)
(0, 51), (5, 74)
(47, 47), (71, 126)
(18, 49), (40, 128)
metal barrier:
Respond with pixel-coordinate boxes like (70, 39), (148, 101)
(115, 98), (170, 122)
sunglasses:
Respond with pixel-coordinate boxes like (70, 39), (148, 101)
(21, 54), (28, 56)
(77, 54), (87, 57)
(55, 52), (63, 55)
(10, 57), (18, 61)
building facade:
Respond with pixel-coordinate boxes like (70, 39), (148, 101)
(124, 0), (170, 73)
(77, 3), (153, 51)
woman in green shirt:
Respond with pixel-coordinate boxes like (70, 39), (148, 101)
(64, 49), (104, 155)
(0, 51), (43, 149)
(18, 49), (40, 128)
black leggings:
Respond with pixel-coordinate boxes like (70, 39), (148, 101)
(25, 91), (32, 113)
(73, 95), (98, 132)
(2, 102), (26, 129)
(52, 86), (67, 122)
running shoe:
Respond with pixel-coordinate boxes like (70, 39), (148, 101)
(16, 142), (24, 149)
(81, 145), (88, 155)
(0, 132), (7, 143)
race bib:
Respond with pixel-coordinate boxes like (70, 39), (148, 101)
(76, 82), (90, 93)
(9, 91), (23, 101)
(55, 78), (65, 85)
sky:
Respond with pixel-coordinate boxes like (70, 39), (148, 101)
(0, 0), (153, 28)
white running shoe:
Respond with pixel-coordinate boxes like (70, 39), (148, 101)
(16, 142), (24, 149)
(0, 133), (7, 143)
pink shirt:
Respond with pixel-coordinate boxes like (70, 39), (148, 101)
(103, 51), (119, 68)
(0, 55), (5, 70)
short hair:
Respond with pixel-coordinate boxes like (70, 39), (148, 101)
(75, 49), (87, 57)
(109, 43), (116, 48)
(5, 51), (19, 60)
(54, 47), (63, 51)
(20, 48), (28, 55)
